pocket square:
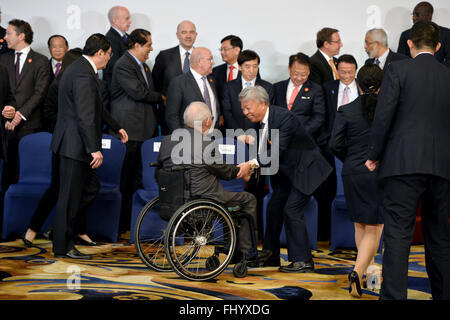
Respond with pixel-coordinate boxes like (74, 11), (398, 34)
(301, 96), (311, 100)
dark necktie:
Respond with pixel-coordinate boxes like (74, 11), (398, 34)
(54, 62), (61, 77)
(201, 76), (212, 112)
(183, 52), (190, 73)
(15, 52), (22, 85)
(122, 34), (128, 44)
(374, 58), (380, 66)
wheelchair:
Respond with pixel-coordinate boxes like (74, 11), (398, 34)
(134, 163), (260, 281)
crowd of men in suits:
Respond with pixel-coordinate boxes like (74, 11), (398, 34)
(0, 1), (449, 300)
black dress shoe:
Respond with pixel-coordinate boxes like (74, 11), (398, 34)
(21, 234), (33, 248)
(279, 261), (314, 273)
(348, 271), (362, 297)
(75, 236), (99, 246)
(55, 248), (92, 260)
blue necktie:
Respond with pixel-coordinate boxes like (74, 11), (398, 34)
(183, 52), (190, 73)
(201, 76), (212, 112)
(122, 34), (128, 44)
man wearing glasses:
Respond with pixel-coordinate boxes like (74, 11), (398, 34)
(309, 27), (343, 86)
(397, 1), (450, 68)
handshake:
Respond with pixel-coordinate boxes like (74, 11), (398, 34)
(236, 161), (257, 182)
(2, 106), (22, 131)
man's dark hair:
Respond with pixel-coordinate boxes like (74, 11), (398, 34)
(413, 2), (434, 21)
(57, 48), (83, 80)
(237, 49), (260, 65)
(221, 35), (243, 51)
(288, 52), (311, 68)
(316, 27), (339, 48)
(9, 19), (33, 45)
(337, 54), (358, 69)
(127, 28), (151, 49)
(47, 34), (69, 48)
(82, 33), (111, 56)
(409, 21), (440, 50)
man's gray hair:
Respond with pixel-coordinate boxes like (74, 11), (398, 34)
(183, 101), (212, 128)
(367, 28), (388, 48)
(238, 85), (270, 105)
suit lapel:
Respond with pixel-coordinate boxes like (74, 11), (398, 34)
(174, 46), (182, 74)
(291, 79), (311, 110)
(125, 52), (149, 87)
(15, 49), (34, 87)
(187, 71), (204, 101)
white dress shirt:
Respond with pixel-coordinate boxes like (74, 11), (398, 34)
(241, 77), (256, 90)
(190, 68), (217, 130)
(337, 79), (358, 108)
(179, 46), (194, 71)
(14, 46), (31, 74)
(319, 49), (337, 80)
(375, 49), (390, 70)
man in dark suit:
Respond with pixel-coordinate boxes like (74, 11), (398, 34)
(310, 27), (343, 85)
(367, 21), (450, 300)
(397, 2), (450, 68)
(103, 6), (132, 87)
(212, 35), (243, 104)
(0, 19), (50, 190)
(165, 47), (220, 133)
(0, 9), (12, 55)
(50, 34), (113, 259)
(152, 21), (197, 135)
(237, 86), (332, 272)
(0, 64), (15, 160)
(47, 34), (69, 84)
(364, 28), (408, 70)
(110, 28), (164, 232)
(222, 50), (273, 131)
(273, 52), (334, 242)
(323, 54), (359, 140)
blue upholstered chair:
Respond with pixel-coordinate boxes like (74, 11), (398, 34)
(216, 137), (249, 192)
(85, 134), (126, 242)
(2, 132), (53, 240)
(129, 136), (165, 243)
(262, 181), (318, 250)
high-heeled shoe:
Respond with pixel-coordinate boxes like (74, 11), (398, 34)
(348, 271), (362, 298)
(21, 234), (33, 248)
(75, 235), (99, 246)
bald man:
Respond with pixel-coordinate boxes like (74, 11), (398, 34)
(103, 6), (132, 87)
(397, 1), (450, 68)
(152, 20), (198, 134)
(165, 47), (220, 133)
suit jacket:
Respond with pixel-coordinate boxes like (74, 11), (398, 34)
(397, 25), (450, 68)
(310, 50), (338, 85)
(103, 27), (128, 87)
(322, 79), (360, 139)
(365, 49), (409, 70)
(157, 127), (239, 203)
(152, 45), (183, 95)
(273, 78), (327, 147)
(0, 27), (12, 55)
(165, 70), (220, 133)
(260, 105), (333, 195)
(51, 57), (104, 163)
(0, 65), (16, 160)
(212, 63), (242, 105)
(0, 48), (50, 139)
(110, 51), (162, 141)
(368, 53), (450, 181)
(329, 97), (375, 175)
(222, 77), (273, 131)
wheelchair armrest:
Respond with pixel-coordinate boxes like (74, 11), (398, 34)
(150, 162), (161, 168)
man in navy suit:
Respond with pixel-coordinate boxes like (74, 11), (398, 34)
(165, 47), (220, 133)
(222, 50), (273, 132)
(110, 28), (164, 233)
(0, 19), (50, 191)
(152, 20), (198, 134)
(364, 28), (408, 71)
(236, 86), (332, 272)
(367, 21), (450, 300)
(310, 28), (343, 85)
(51, 34), (113, 259)
(212, 35), (242, 104)
(103, 6), (132, 87)
(274, 52), (334, 242)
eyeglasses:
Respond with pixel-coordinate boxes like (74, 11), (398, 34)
(365, 41), (377, 46)
(328, 40), (342, 44)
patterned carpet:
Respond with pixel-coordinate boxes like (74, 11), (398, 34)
(0, 235), (431, 301)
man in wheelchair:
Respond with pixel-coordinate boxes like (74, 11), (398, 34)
(155, 101), (272, 265)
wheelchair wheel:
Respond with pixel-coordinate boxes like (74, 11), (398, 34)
(134, 197), (172, 272)
(164, 199), (236, 281)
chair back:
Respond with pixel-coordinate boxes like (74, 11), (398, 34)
(334, 157), (344, 196)
(216, 137), (249, 192)
(97, 134), (126, 188)
(141, 135), (165, 191)
(18, 132), (52, 184)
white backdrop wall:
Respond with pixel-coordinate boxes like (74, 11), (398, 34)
(1, 0), (449, 82)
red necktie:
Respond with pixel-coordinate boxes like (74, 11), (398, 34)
(288, 86), (299, 110)
(228, 65), (234, 82)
